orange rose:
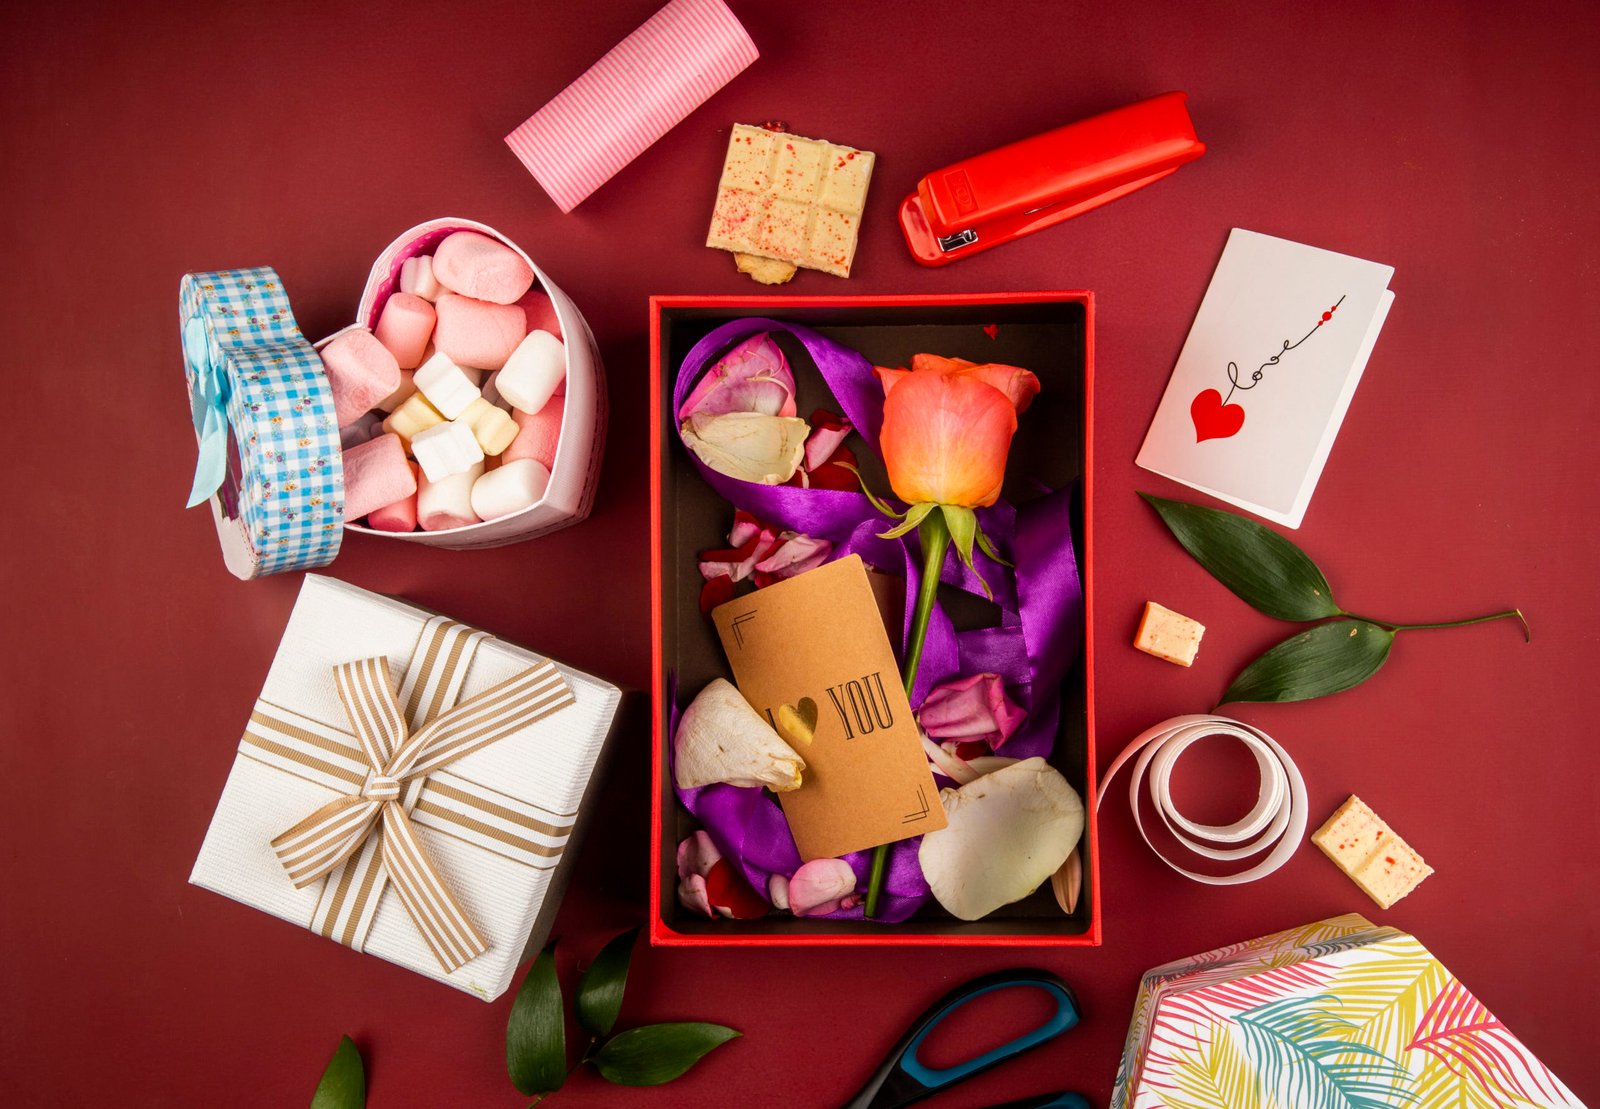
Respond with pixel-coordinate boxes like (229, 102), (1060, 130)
(875, 356), (1041, 508)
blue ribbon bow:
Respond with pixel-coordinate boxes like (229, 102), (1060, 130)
(184, 314), (231, 508)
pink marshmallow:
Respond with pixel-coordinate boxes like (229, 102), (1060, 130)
(373, 292), (437, 370)
(321, 329), (401, 427)
(432, 230), (535, 305)
(504, 398), (564, 470)
(366, 462), (420, 532)
(341, 433), (417, 522)
(516, 287), (564, 342)
(433, 293), (527, 370)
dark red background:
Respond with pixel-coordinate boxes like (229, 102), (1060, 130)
(4, 1), (1598, 1105)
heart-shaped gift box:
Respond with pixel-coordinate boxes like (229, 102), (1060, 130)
(180, 218), (607, 578)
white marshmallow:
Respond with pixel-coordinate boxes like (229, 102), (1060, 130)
(496, 330), (566, 414)
(413, 348), (482, 419)
(410, 418), (484, 482)
(417, 461), (484, 531)
(470, 458), (550, 521)
(399, 255), (443, 302)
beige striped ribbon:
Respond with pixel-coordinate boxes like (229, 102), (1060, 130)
(260, 617), (576, 972)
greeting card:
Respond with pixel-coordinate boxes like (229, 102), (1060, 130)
(712, 556), (946, 861)
(1136, 229), (1395, 527)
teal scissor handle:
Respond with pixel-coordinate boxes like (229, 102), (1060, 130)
(840, 969), (1084, 1109)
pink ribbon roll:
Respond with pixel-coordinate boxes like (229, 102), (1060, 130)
(505, 0), (758, 213)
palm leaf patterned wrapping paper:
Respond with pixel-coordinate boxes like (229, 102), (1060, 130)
(1111, 915), (1583, 1108)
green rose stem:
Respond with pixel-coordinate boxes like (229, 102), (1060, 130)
(1340, 609), (1530, 638)
(864, 511), (951, 919)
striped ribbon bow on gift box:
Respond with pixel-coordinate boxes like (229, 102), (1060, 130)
(257, 618), (576, 971)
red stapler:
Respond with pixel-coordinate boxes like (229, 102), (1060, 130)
(899, 91), (1205, 266)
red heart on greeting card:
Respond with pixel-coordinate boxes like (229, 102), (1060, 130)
(1190, 389), (1245, 442)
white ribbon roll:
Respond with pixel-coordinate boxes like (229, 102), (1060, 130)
(1098, 714), (1307, 885)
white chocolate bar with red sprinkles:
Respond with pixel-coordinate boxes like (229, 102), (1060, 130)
(1312, 795), (1433, 910)
(706, 124), (874, 278)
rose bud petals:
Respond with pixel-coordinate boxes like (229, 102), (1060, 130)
(917, 673), (1027, 750)
(788, 858), (857, 917)
(682, 411), (810, 486)
(678, 872), (714, 917)
(678, 333), (798, 420)
(879, 367), (1017, 508)
(802, 408), (853, 471)
(874, 365), (910, 397)
(704, 858), (770, 919)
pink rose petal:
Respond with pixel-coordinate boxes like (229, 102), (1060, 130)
(788, 858), (857, 917)
(678, 333), (798, 420)
(677, 872), (715, 918)
(754, 531), (833, 579)
(916, 673), (1026, 750)
(802, 408), (853, 471)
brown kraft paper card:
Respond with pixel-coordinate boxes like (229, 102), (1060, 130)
(712, 555), (946, 860)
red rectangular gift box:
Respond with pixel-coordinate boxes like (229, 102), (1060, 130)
(650, 293), (1099, 946)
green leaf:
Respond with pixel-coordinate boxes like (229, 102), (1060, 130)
(592, 1023), (741, 1086)
(879, 500), (935, 539)
(575, 928), (639, 1038)
(506, 946), (566, 1096)
(1140, 493), (1342, 621)
(1221, 620), (1396, 705)
(938, 505), (994, 600)
(310, 1035), (365, 1109)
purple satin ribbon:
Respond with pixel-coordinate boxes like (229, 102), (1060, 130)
(671, 318), (1083, 922)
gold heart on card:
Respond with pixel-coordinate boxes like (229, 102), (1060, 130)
(774, 698), (818, 748)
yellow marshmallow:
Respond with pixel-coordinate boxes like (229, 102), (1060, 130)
(458, 397), (518, 456)
(381, 393), (444, 449)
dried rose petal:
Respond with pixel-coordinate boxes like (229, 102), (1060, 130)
(698, 528), (777, 582)
(700, 575), (736, 616)
(806, 445), (860, 492)
(802, 408), (853, 472)
(678, 872), (714, 918)
(727, 509), (763, 548)
(704, 858), (770, 919)
(677, 830), (722, 878)
(788, 858), (857, 917)
(754, 531), (833, 579)
(678, 333), (798, 420)
(1051, 847), (1083, 915)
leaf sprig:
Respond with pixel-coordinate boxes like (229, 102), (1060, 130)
(1141, 493), (1528, 705)
(507, 928), (740, 1105)
(310, 1035), (365, 1109)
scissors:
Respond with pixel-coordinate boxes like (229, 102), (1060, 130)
(839, 969), (1091, 1109)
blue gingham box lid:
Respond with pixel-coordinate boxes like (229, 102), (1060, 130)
(180, 267), (344, 578)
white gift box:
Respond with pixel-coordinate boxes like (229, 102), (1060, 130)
(190, 575), (621, 1001)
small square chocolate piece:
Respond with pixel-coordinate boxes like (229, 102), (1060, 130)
(1312, 795), (1434, 910)
(1133, 601), (1205, 666)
